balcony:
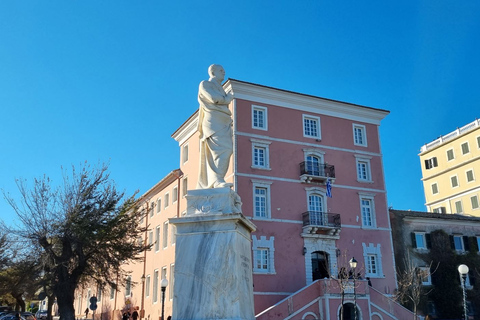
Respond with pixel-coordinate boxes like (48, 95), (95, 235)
(300, 162), (335, 183)
(302, 211), (341, 236)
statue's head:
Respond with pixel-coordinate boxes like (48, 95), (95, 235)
(208, 64), (225, 81)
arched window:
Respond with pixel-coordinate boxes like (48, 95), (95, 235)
(308, 194), (325, 225)
(306, 155), (321, 176)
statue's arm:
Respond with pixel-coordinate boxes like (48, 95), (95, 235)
(199, 81), (233, 106)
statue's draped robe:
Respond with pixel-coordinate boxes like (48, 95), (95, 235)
(196, 80), (233, 189)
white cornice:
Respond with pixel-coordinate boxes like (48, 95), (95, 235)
(225, 79), (389, 125)
(171, 111), (199, 145)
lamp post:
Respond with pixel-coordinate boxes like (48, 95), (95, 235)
(458, 264), (469, 320)
(140, 275), (146, 320)
(349, 257), (358, 320)
(160, 278), (168, 320)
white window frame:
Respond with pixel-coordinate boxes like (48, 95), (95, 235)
(171, 224), (176, 245)
(110, 287), (115, 300)
(477, 136), (480, 149)
(425, 157), (438, 170)
(455, 200), (463, 214)
(251, 139), (271, 170)
(471, 195), (479, 210)
(148, 231), (153, 246)
(125, 276), (132, 297)
(306, 187), (327, 226)
(153, 269), (159, 303)
(172, 186), (178, 203)
(156, 198), (162, 213)
(303, 115), (321, 139)
(182, 177), (188, 197)
(419, 267), (432, 285)
(450, 175), (459, 188)
(252, 235), (275, 274)
(150, 202), (155, 217)
(453, 235), (465, 252)
(359, 193), (376, 228)
(145, 275), (151, 298)
(353, 124), (367, 147)
(155, 225), (160, 252)
(414, 232), (427, 249)
(355, 155), (372, 182)
(461, 141), (470, 155)
(163, 221), (169, 249)
(362, 243), (383, 278)
(431, 183), (439, 195)
(466, 169), (475, 183)
(252, 180), (272, 219)
(164, 193), (169, 209)
(182, 144), (189, 164)
(446, 148), (455, 161)
(169, 264), (175, 300)
(252, 105), (268, 131)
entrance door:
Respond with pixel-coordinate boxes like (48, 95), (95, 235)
(311, 251), (329, 280)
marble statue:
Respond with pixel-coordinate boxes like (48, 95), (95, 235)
(197, 64), (234, 189)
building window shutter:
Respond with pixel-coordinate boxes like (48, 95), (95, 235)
(433, 157), (438, 167)
(411, 232), (417, 248)
(449, 235), (455, 250)
(425, 160), (431, 169)
(426, 233), (432, 249)
(463, 236), (470, 251)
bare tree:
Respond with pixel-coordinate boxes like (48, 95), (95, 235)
(395, 251), (435, 319)
(3, 163), (149, 320)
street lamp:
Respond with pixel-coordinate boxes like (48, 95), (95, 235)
(458, 264), (469, 320)
(140, 275), (146, 319)
(349, 257), (358, 320)
(160, 278), (169, 320)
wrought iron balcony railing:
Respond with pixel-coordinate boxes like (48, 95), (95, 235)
(299, 162), (335, 180)
(302, 211), (341, 232)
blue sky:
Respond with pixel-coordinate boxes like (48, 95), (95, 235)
(1, 1), (479, 222)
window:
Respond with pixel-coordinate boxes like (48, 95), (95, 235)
(125, 276), (132, 296)
(433, 206), (446, 213)
(173, 187), (178, 203)
(110, 286), (115, 300)
(419, 267), (432, 285)
(306, 155), (323, 176)
(451, 175), (459, 188)
(472, 195), (479, 210)
(362, 243), (383, 278)
(455, 200), (463, 213)
(424, 157), (438, 170)
(303, 115), (321, 138)
(252, 180), (272, 219)
(182, 177), (188, 197)
(477, 136), (480, 149)
(427, 301), (436, 316)
(355, 156), (372, 182)
(164, 193), (169, 208)
(156, 199), (161, 213)
(169, 264), (175, 300)
(150, 202), (155, 217)
(452, 235), (465, 251)
(447, 149), (455, 161)
(252, 105), (268, 130)
(153, 270), (159, 303)
(155, 226), (160, 252)
(466, 169), (475, 182)
(431, 183), (439, 195)
(148, 231), (154, 246)
(412, 232), (430, 249)
(163, 222), (169, 249)
(366, 254), (378, 275)
(182, 144), (189, 164)
(308, 191), (325, 225)
(353, 124), (367, 146)
(252, 235), (275, 274)
(461, 142), (470, 155)
(477, 237), (480, 252)
(145, 275), (151, 298)
(359, 194), (375, 228)
(251, 139), (271, 169)
(171, 224), (176, 245)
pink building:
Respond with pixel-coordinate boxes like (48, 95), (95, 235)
(76, 79), (413, 320)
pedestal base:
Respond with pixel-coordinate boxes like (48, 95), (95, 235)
(185, 188), (242, 215)
(170, 213), (256, 320)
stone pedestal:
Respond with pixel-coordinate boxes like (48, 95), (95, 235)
(169, 188), (256, 320)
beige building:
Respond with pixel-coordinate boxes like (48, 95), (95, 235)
(419, 119), (480, 215)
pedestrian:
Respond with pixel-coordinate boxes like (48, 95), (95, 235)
(122, 312), (129, 320)
(85, 308), (89, 319)
(132, 309), (139, 320)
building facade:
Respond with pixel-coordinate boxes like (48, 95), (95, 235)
(390, 209), (480, 319)
(76, 79), (412, 320)
(419, 119), (480, 215)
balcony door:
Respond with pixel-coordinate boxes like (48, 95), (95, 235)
(308, 194), (324, 225)
(311, 251), (329, 280)
(306, 155), (324, 176)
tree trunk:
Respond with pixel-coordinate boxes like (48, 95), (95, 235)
(47, 294), (55, 320)
(56, 283), (77, 320)
(14, 294), (25, 312)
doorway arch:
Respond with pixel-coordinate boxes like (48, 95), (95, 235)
(311, 251), (329, 280)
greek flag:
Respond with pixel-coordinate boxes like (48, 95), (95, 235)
(326, 178), (332, 198)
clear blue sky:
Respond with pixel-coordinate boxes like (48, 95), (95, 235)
(1, 1), (479, 222)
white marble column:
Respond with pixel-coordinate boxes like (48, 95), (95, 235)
(170, 189), (256, 320)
